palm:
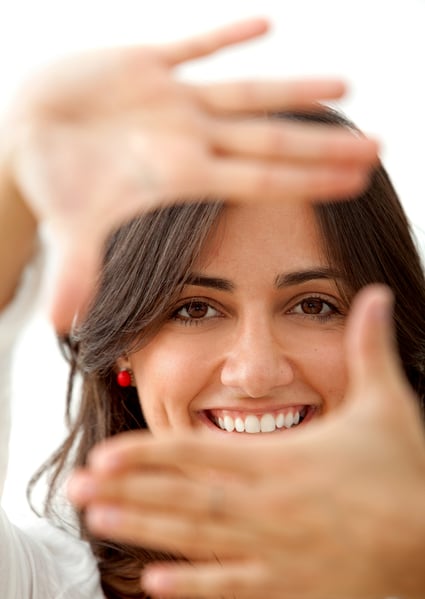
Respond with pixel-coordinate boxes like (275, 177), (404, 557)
(5, 18), (378, 330)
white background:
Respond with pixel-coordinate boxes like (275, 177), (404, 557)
(2, 0), (425, 524)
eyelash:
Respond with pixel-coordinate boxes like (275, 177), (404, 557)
(170, 299), (223, 326)
(287, 294), (342, 322)
(170, 295), (342, 326)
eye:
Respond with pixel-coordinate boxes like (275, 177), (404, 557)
(172, 300), (221, 324)
(299, 298), (330, 315)
(289, 296), (340, 321)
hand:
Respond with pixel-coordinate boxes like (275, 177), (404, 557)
(69, 285), (425, 599)
(1, 18), (378, 331)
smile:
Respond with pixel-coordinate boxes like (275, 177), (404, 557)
(205, 405), (314, 434)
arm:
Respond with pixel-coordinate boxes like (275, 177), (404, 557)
(0, 505), (104, 598)
(0, 164), (103, 599)
(0, 146), (37, 497)
(0, 15), (376, 489)
(0, 113), (39, 496)
(0, 19), (377, 333)
(0, 206), (104, 598)
(0, 144), (37, 312)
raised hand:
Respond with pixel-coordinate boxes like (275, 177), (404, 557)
(69, 285), (425, 599)
(1, 18), (378, 331)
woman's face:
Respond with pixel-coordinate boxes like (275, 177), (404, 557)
(128, 202), (350, 437)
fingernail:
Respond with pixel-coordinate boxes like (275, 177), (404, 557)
(371, 286), (394, 324)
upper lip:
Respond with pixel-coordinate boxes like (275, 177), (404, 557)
(198, 402), (319, 414)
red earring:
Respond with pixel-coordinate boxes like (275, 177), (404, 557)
(116, 369), (133, 387)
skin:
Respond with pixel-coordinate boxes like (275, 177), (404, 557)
(70, 286), (425, 599)
(4, 15), (415, 599)
(123, 201), (348, 437)
(0, 18), (378, 328)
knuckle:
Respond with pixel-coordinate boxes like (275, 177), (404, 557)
(253, 167), (281, 197)
(265, 126), (286, 156)
(179, 521), (200, 546)
(184, 39), (209, 59)
(236, 81), (257, 106)
(118, 475), (136, 499)
(165, 479), (191, 504)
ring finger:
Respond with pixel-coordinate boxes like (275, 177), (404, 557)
(209, 118), (379, 164)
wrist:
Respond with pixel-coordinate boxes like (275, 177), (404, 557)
(0, 118), (38, 309)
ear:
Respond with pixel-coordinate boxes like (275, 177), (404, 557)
(115, 356), (136, 388)
(115, 355), (131, 372)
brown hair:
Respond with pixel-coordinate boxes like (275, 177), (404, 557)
(29, 110), (425, 598)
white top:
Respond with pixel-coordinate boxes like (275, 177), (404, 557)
(0, 255), (104, 599)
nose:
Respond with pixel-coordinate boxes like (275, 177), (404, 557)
(220, 316), (294, 398)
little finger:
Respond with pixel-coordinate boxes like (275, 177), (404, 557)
(206, 158), (371, 202)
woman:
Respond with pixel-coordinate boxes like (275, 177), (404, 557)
(67, 112), (425, 599)
(1, 16), (422, 599)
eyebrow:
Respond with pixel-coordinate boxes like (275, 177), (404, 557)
(184, 274), (235, 291)
(184, 267), (344, 292)
(275, 267), (344, 288)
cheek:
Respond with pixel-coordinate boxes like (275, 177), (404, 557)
(294, 331), (347, 411)
(129, 334), (215, 431)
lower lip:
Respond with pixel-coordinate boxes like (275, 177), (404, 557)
(197, 405), (319, 435)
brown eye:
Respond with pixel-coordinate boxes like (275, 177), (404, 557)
(301, 298), (325, 314)
(185, 301), (209, 319)
(289, 296), (340, 321)
(173, 300), (220, 323)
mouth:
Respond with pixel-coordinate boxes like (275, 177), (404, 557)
(202, 405), (317, 434)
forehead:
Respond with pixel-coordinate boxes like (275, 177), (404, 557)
(196, 202), (326, 275)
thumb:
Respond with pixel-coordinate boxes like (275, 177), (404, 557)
(345, 284), (406, 407)
(48, 233), (102, 333)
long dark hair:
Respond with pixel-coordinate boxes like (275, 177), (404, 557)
(29, 109), (425, 598)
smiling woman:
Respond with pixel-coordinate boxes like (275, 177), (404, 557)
(59, 110), (425, 598)
(126, 201), (348, 437)
(1, 18), (424, 599)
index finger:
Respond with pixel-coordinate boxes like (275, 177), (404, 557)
(158, 18), (270, 66)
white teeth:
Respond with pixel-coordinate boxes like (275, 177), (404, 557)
(245, 415), (261, 433)
(284, 412), (294, 428)
(260, 413), (276, 433)
(214, 410), (303, 433)
(276, 413), (285, 429)
(224, 415), (235, 432)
